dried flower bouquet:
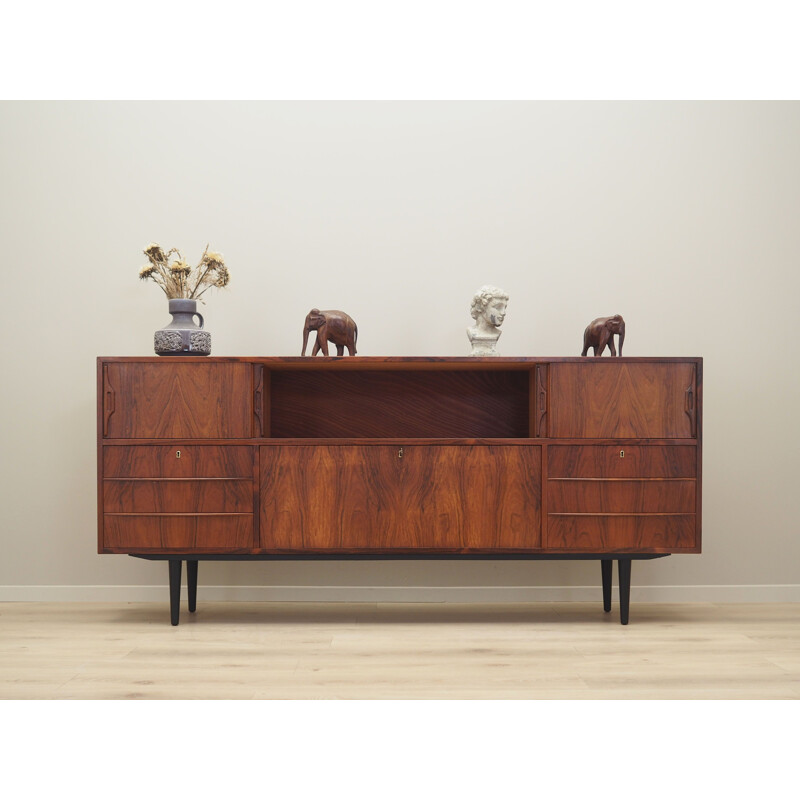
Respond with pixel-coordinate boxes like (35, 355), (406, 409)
(139, 243), (230, 301)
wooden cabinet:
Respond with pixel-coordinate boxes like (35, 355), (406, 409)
(97, 356), (702, 624)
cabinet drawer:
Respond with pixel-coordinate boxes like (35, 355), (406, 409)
(104, 479), (252, 513)
(548, 514), (695, 550)
(548, 479), (695, 513)
(104, 446), (253, 478)
(548, 445), (696, 478)
(104, 514), (253, 550)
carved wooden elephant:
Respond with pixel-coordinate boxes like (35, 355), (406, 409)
(581, 314), (625, 357)
(301, 309), (358, 356)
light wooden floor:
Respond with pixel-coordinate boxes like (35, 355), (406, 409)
(1, 602), (798, 699)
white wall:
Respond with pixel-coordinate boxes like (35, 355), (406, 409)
(1, 101), (798, 601)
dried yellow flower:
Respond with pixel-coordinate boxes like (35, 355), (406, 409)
(170, 260), (192, 275)
(214, 265), (230, 287)
(144, 243), (166, 263)
(139, 264), (157, 279)
(203, 251), (225, 267)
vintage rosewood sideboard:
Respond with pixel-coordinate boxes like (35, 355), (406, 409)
(97, 356), (702, 624)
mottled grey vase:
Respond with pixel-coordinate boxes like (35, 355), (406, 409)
(154, 299), (211, 356)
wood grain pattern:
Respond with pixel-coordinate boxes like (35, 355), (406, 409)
(104, 446), (253, 478)
(549, 362), (696, 438)
(103, 514), (253, 550)
(104, 363), (252, 439)
(529, 365), (548, 437)
(536, 365), (548, 437)
(399, 445), (541, 550)
(104, 480), (252, 513)
(253, 364), (265, 437)
(102, 364), (115, 436)
(548, 479), (696, 513)
(685, 377), (697, 437)
(260, 446), (397, 549)
(548, 445), (696, 478)
(270, 370), (529, 438)
(260, 445), (541, 551)
(548, 514), (695, 551)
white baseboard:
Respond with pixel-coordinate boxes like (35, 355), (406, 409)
(1, 585), (799, 602)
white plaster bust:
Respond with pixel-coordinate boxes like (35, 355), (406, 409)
(467, 285), (508, 356)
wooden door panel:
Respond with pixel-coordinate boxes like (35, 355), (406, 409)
(260, 445), (542, 551)
(548, 445), (696, 478)
(104, 514), (253, 550)
(104, 446), (253, 478)
(260, 446), (400, 549)
(104, 479), (252, 513)
(548, 480), (695, 513)
(104, 363), (252, 439)
(401, 446), (541, 549)
(548, 515), (695, 550)
(549, 363), (696, 438)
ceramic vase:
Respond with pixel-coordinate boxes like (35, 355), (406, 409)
(154, 298), (211, 356)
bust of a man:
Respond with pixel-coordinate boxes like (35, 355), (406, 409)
(467, 285), (508, 356)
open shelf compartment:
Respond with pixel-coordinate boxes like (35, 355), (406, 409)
(268, 369), (530, 439)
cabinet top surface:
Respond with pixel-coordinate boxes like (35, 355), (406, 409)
(99, 356), (702, 367)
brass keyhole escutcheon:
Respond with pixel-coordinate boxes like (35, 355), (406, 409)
(176, 450), (181, 459)
(620, 450), (624, 458)
(398, 447), (404, 459)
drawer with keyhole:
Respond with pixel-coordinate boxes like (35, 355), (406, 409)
(103, 445), (253, 479)
(548, 445), (696, 479)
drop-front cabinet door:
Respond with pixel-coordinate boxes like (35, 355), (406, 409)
(103, 362), (252, 439)
(548, 362), (697, 439)
(260, 445), (542, 551)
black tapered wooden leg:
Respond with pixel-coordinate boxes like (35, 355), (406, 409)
(187, 560), (198, 613)
(618, 558), (632, 625)
(601, 559), (613, 612)
(169, 560), (182, 626)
